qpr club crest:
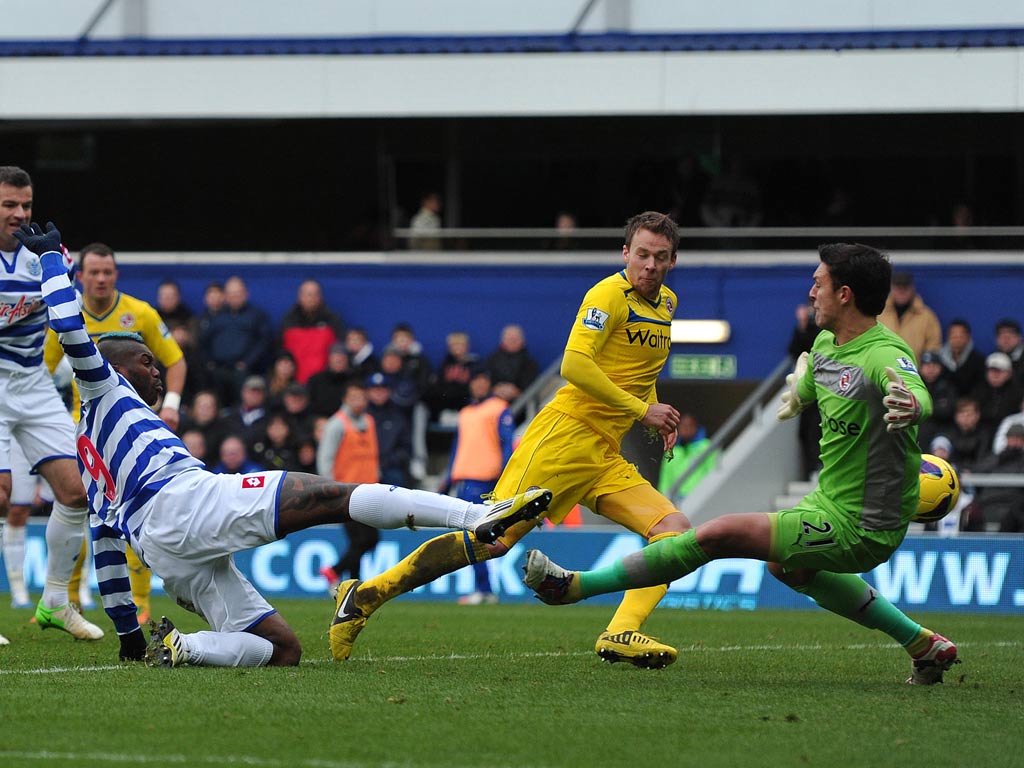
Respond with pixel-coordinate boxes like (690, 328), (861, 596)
(26, 256), (41, 277)
(838, 367), (854, 392)
(118, 312), (136, 329)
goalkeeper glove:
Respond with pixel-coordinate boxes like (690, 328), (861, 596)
(882, 366), (921, 432)
(777, 351), (810, 421)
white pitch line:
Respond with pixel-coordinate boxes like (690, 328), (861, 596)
(0, 664), (125, 675)
(1, 640), (1018, 675)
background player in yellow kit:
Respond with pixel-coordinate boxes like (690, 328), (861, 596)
(46, 242), (186, 626)
(330, 211), (691, 667)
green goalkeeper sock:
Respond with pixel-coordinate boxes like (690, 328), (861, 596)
(794, 571), (921, 646)
(578, 529), (710, 599)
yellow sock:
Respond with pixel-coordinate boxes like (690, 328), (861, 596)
(357, 531), (485, 615)
(68, 538), (87, 604)
(126, 545), (152, 619)
(905, 628), (935, 657)
(604, 531), (680, 634)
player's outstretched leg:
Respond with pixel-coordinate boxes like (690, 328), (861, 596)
(329, 488), (551, 660)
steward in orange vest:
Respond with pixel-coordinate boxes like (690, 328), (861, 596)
(317, 383), (381, 585)
(440, 368), (516, 604)
(318, 388), (379, 484)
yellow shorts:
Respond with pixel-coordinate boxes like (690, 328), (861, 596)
(494, 408), (675, 535)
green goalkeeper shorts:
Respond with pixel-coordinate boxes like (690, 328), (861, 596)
(769, 494), (908, 574)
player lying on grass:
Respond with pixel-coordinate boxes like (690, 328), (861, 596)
(19, 221), (550, 667)
(525, 242), (960, 685)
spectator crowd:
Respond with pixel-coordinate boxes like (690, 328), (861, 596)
(159, 276), (541, 495)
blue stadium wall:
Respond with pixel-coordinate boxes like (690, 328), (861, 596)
(113, 259), (1024, 379)
(7, 523), (1023, 614)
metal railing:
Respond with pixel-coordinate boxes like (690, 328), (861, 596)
(394, 225), (1024, 251)
(510, 354), (564, 423)
(665, 355), (795, 504)
(395, 225), (1024, 240)
(959, 473), (1024, 488)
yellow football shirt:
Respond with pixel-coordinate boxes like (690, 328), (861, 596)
(547, 270), (677, 447)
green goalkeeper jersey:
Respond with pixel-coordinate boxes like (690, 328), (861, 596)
(797, 322), (932, 531)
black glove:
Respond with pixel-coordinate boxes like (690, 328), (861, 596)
(13, 221), (62, 255)
(119, 627), (148, 662)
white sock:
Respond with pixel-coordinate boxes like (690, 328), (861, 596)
(181, 630), (274, 667)
(3, 523), (29, 604)
(42, 502), (88, 609)
(348, 483), (478, 530)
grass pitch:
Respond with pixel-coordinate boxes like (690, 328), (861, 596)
(0, 597), (1020, 768)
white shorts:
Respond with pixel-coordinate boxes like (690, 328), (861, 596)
(0, 366), (77, 473)
(137, 469), (286, 633)
(8, 439), (55, 506)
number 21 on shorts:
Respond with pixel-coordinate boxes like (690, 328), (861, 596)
(799, 519), (835, 549)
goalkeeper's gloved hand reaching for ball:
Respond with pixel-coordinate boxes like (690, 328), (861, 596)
(882, 366), (922, 432)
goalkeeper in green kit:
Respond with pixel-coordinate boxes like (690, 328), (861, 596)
(525, 243), (960, 685)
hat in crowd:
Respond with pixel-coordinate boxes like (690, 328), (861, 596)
(1007, 423), (1024, 440)
(367, 372), (389, 388)
(329, 342), (347, 355)
(919, 350), (941, 365)
(242, 375), (267, 390)
(996, 318), (1022, 335)
(985, 352), (1012, 372)
(929, 435), (953, 455)
(284, 382), (309, 397)
(891, 271), (914, 287)
(470, 362), (492, 379)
